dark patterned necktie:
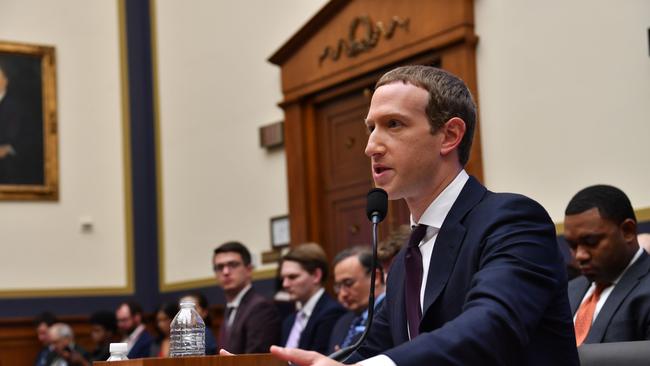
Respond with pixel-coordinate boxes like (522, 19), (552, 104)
(341, 314), (365, 348)
(405, 224), (428, 339)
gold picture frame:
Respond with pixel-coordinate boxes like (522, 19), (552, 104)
(0, 41), (58, 200)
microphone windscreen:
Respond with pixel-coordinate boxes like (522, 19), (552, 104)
(366, 188), (388, 222)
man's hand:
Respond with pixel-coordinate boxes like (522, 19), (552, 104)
(0, 144), (14, 159)
(270, 345), (358, 366)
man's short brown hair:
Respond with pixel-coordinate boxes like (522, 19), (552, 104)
(376, 65), (477, 166)
(281, 243), (329, 285)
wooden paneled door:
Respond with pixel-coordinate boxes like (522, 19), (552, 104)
(316, 89), (373, 256)
(270, 0), (481, 255)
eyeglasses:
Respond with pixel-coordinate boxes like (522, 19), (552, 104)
(213, 261), (243, 273)
(333, 278), (358, 293)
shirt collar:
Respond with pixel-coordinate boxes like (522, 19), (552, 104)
(124, 324), (145, 351)
(611, 247), (644, 285)
(300, 287), (325, 318)
(411, 169), (469, 230)
(361, 292), (386, 321)
(226, 284), (252, 308)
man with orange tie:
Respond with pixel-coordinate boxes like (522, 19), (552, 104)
(564, 184), (650, 345)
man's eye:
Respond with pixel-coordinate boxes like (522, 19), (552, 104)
(388, 120), (402, 128)
(366, 124), (375, 133)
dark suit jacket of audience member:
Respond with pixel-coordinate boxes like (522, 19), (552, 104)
(89, 342), (110, 362)
(45, 343), (89, 365)
(328, 296), (386, 353)
(328, 311), (357, 353)
(569, 250), (650, 343)
(219, 289), (281, 354)
(127, 329), (153, 359)
(348, 176), (579, 366)
(281, 292), (346, 354)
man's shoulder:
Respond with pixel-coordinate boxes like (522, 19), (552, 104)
(315, 293), (346, 318)
(241, 288), (274, 307)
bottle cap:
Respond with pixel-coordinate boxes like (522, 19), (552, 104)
(109, 342), (128, 353)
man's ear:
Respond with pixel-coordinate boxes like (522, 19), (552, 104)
(620, 218), (638, 244)
(313, 268), (323, 285)
(440, 117), (466, 157)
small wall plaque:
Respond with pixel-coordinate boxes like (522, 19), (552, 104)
(270, 215), (290, 248)
(259, 121), (284, 149)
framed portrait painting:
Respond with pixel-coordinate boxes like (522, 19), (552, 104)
(0, 41), (58, 200)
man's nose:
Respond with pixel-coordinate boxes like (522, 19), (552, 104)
(575, 246), (590, 262)
(364, 130), (384, 158)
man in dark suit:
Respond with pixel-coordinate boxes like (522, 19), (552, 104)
(46, 323), (89, 366)
(115, 301), (152, 359)
(0, 63), (43, 184)
(280, 243), (346, 354)
(329, 247), (385, 353)
(213, 241), (281, 353)
(564, 185), (650, 344)
(33, 312), (57, 366)
(271, 66), (578, 365)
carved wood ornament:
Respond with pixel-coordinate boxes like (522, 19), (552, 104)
(319, 15), (410, 64)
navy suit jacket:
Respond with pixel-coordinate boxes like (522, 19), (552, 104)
(348, 176), (579, 365)
(127, 329), (153, 359)
(218, 289), (281, 353)
(568, 250), (650, 343)
(329, 311), (357, 353)
(281, 291), (346, 354)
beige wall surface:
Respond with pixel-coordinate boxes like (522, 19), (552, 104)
(475, 0), (650, 222)
(2, 0), (648, 295)
(0, 1), (128, 292)
(155, 0), (327, 286)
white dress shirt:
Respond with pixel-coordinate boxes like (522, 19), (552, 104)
(360, 170), (470, 366)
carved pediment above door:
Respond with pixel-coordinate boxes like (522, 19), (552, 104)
(270, 0), (482, 253)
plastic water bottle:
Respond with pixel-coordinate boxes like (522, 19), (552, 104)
(170, 301), (206, 357)
(106, 342), (129, 361)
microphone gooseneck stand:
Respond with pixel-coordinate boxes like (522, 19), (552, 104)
(329, 188), (387, 362)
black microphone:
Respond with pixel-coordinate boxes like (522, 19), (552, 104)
(329, 188), (388, 362)
(366, 188), (388, 224)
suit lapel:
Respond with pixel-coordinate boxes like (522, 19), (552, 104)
(299, 293), (327, 348)
(587, 251), (650, 343)
(569, 277), (591, 314)
(389, 249), (409, 342)
(421, 177), (485, 318)
(227, 290), (253, 350)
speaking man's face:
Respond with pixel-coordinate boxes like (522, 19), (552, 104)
(364, 82), (446, 204)
(564, 207), (636, 284)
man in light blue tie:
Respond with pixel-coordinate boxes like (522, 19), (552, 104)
(328, 246), (386, 353)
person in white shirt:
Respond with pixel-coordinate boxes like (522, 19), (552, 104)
(564, 184), (650, 344)
(115, 301), (152, 359)
(280, 243), (346, 354)
(270, 65), (578, 366)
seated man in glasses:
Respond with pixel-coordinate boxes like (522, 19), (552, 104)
(329, 246), (386, 353)
(213, 241), (281, 354)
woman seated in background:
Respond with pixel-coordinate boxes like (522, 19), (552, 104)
(150, 302), (178, 357)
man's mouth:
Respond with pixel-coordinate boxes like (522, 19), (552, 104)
(373, 164), (391, 174)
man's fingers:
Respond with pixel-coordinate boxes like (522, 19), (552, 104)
(219, 348), (234, 356)
(270, 345), (321, 366)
